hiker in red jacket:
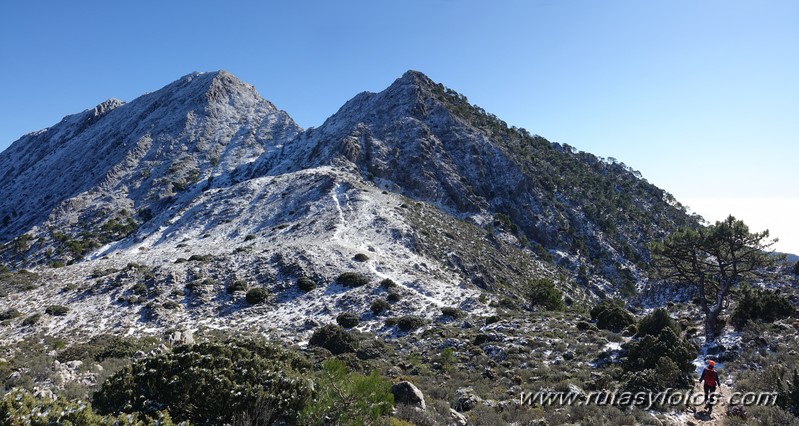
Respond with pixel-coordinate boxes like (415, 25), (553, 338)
(699, 360), (721, 407)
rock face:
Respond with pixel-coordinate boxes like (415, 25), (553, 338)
(390, 381), (426, 410)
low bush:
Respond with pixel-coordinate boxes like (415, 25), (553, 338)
(245, 287), (269, 305)
(57, 335), (151, 363)
(379, 278), (397, 289)
(297, 277), (316, 292)
(353, 253), (369, 262)
(441, 306), (464, 319)
(0, 270), (39, 297)
(337, 272), (370, 287)
(0, 389), (177, 425)
(622, 310), (696, 392)
(636, 308), (680, 338)
(370, 299), (391, 315)
(93, 339), (312, 424)
(187, 254), (213, 262)
(590, 299), (636, 332)
(299, 359), (393, 424)
(308, 324), (359, 355)
(226, 280), (248, 294)
(45, 305), (69, 316)
(22, 313), (40, 326)
(731, 284), (796, 329)
(162, 301), (180, 310)
(336, 312), (360, 329)
(131, 282), (147, 295)
(485, 315), (501, 325)
(0, 309), (21, 321)
(390, 315), (426, 332)
(528, 278), (564, 311)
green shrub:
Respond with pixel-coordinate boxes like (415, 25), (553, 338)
(299, 359), (393, 425)
(379, 278), (397, 289)
(22, 313), (40, 326)
(793, 261), (799, 276)
(778, 368), (799, 415)
(387, 292), (401, 303)
(441, 306), (464, 319)
(162, 301), (180, 310)
(0, 309), (21, 321)
(227, 280), (248, 294)
(336, 312), (360, 329)
(297, 277), (316, 292)
(590, 299), (636, 332)
(57, 335), (151, 363)
(622, 318), (695, 392)
(353, 253), (369, 262)
(0, 270), (39, 297)
(528, 278), (564, 311)
(45, 305), (69, 316)
(370, 299), (391, 315)
(245, 287), (269, 305)
(131, 282), (147, 295)
(393, 315), (426, 332)
(0, 389), (177, 425)
(187, 254), (213, 262)
(337, 272), (370, 287)
(308, 325), (359, 355)
(731, 284), (796, 329)
(636, 308), (680, 338)
(93, 339), (312, 424)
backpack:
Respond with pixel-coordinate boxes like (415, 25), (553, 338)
(703, 368), (717, 387)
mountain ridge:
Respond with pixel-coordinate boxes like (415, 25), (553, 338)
(0, 69), (699, 344)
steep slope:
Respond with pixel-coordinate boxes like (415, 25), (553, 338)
(256, 70), (700, 291)
(0, 71), (300, 267)
(0, 166), (565, 343)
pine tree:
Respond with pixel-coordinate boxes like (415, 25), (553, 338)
(651, 216), (776, 342)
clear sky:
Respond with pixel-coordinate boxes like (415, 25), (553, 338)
(1, 0), (797, 252)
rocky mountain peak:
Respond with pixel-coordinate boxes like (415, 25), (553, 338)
(0, 71), (300, 255)
(92, 98), (125, 117)
(392, 69), (437, 92)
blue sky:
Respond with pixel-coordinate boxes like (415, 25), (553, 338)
(1, 0), (797, 252)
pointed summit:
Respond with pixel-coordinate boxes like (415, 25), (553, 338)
(0, 71), (300, 249)
(393, 70), (436, 87)
(381, 70), (439, 99)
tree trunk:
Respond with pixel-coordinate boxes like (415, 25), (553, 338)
(705, 306), (720, 343)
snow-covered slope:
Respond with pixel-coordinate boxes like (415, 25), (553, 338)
(0, 165), (563, 343)
(0, 69), (697, 343)
(0, 71), (300, 266)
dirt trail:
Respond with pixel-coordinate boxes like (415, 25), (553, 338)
(685, 379), (729, 426)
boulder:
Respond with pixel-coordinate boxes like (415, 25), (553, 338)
(450, 408), (468, 426)
(391, 381), (426, 410)
(454, 387), (483, 412)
